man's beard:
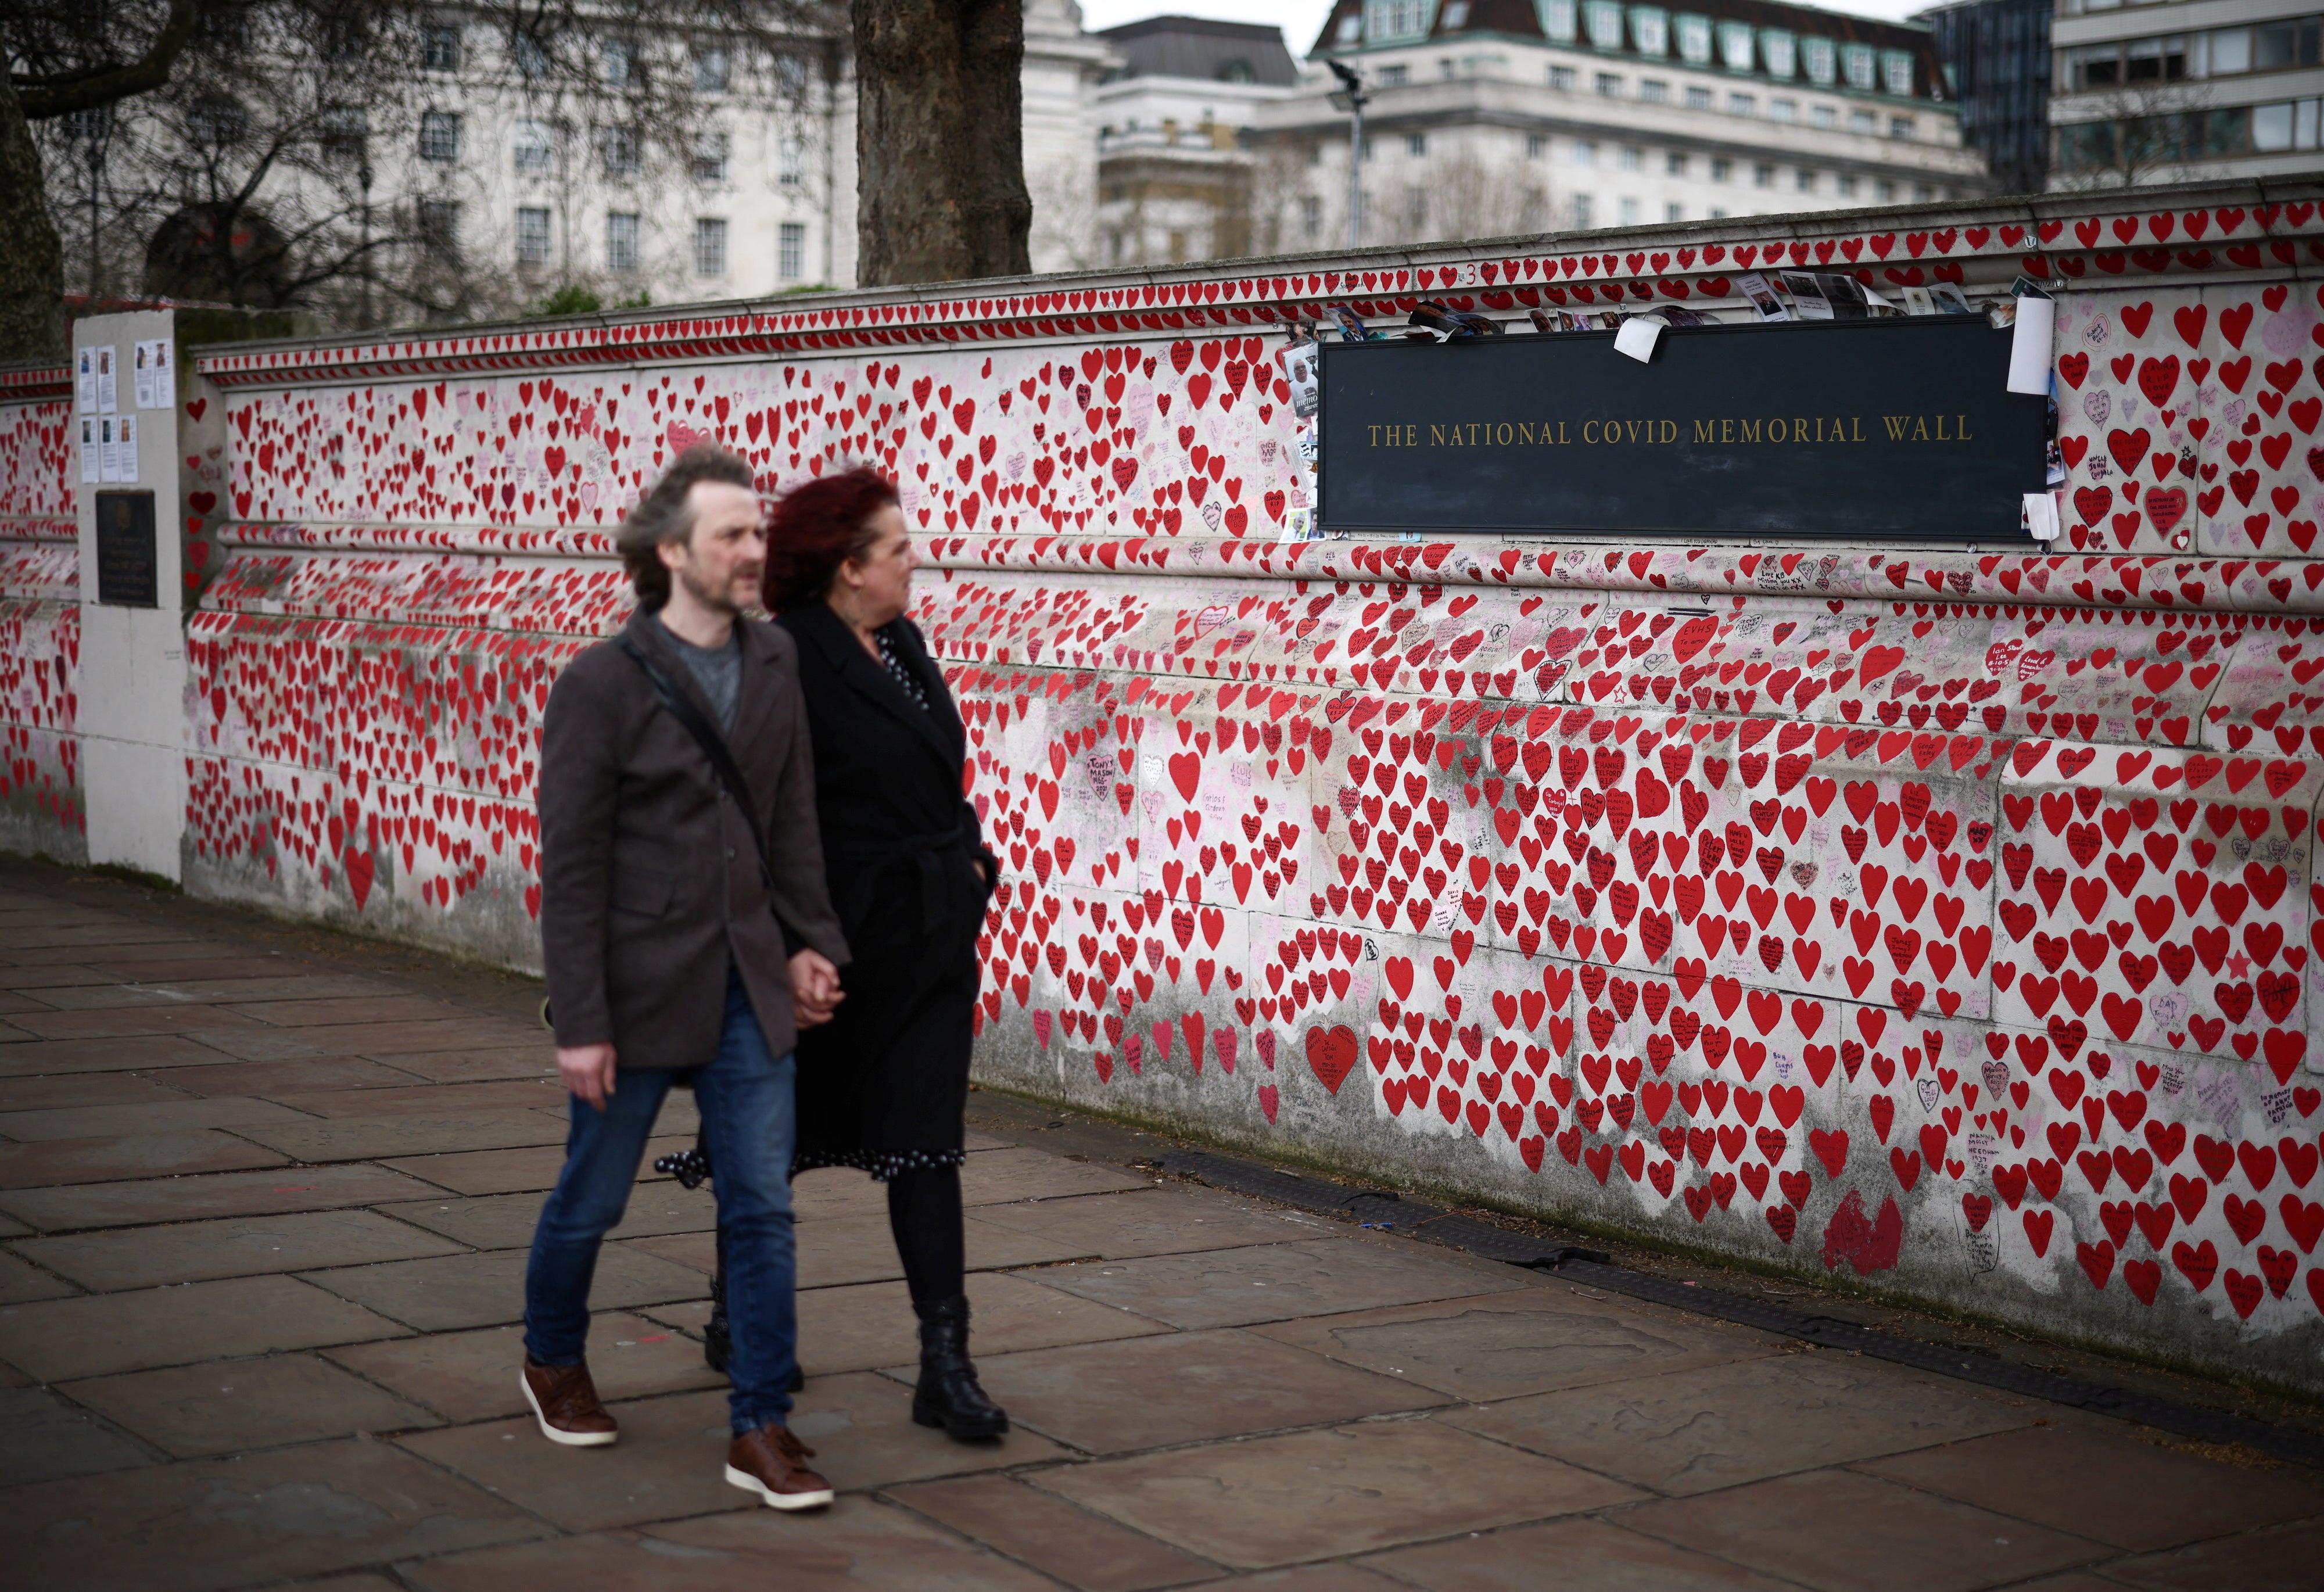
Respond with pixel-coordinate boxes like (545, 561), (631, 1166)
(676, 557), (758, 615)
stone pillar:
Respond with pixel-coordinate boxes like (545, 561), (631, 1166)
(73, 309), (189, 882)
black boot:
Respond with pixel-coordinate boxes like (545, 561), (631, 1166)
(912, 1294), (1007, 1440)
(705, 1268), (804, 1392)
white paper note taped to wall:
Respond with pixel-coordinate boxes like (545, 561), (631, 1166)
(1613, 317), (1662, 364)
(2022, 491), (2060, 542)
(2006, 295), (2054, 395)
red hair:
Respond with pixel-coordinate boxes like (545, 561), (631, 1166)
(763, 465), (900, 611)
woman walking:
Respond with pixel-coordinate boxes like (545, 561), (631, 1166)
(757, 464), (1007, 1440)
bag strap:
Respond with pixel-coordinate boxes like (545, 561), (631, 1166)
(613, 634), (773, 888)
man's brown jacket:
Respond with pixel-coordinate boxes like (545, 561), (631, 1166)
(538, 608), (849, 1068)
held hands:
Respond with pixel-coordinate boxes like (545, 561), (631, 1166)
(557, 1042), (619, 1110)
(790, 948), (844, 1030)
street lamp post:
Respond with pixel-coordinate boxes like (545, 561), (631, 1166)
(71, 106), (115, 302)
(1325, 60), (1367, 250)
(357, 146), (374, 330)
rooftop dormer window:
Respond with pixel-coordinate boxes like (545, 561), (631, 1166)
(1718, 20), (1753, 71)
(1583, 1), (1624, 52)
(1364, 1), (1436, 45)
(1760, 29), (1795, 78)
(1629, 6), (1669, 56)
(1539, 0), (1579, 44)
(1676, 13), (1712, 64)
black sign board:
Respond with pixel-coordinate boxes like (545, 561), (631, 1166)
(94, 490), (158, 607)
(1318, 318), (2047, 542)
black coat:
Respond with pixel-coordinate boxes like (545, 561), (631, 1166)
(778, 601), (995, 1159)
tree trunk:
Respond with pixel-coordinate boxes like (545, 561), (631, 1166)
(853, 0), (1031, 286)
(0, 74), (66, 364)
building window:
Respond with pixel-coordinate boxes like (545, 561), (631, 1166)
(1527, 133), (1549, 157)
(1440, 58), (1457, 79)
(1583, 1), (1624, 51)
(1571, 193), (1594, 227)
(1708, 206), (1727, 218)
(1850, 109), (1876, 134)
(1880, 49), (1914, 96)
(779, 221), (806, 279)
(1542, 0), (1579, 42)
(1549, 65), (1576, 89)
(695, 45), (730, 93)
(1380, 64), (1411, 87)
(1719, 21), (1754, 70)
(1442, 0), (1472, 26)
(1337, 14), (1362, 45)
(421, 23), (461, 71)
(516, 206), (551, 267)
(779, 136), (804, 186)
(600, 125), (640, 178)
(1364, 0), (1432, 45)
(1619, 196), (1641, 225)
(513, 119), (555, 173)
(418, 199), (461, 257)
(1218, 57), (1256, 82)
(604, 40), (632, 87)
(1406, 132), (1427, 156)
(319, 105), (368, 157)
(693, 131), (729, 184)
(1796, 167), (1815, 192)
(1770, 97), (1797, 121)
(513, 33), (550, 78)
(1308, 141), (1324, 166)
(1685, 85), (1711, 109)
(1665, 201), (1683, 221)
(1802, 35), (1837, 86)
(1666, 151), (1686, 175)
(1752, 161), (1773, 187)
(418, 110), (461, 163)
(1837, 174), (1857, 196)
(2254, 101), (2297, 150)
(694, 217), (727, 276)
(1619, 145), (1642, 169)
(1760, 28), (1795, 78)
(1728, 92), (1755, 115)
(1677, 13), (1711, 63)
(773, 52), (810, 99)
(1812, 103), (1837, 128)
(1640, 79), (1668, 102)
(1572, 139), (1597, 166)
(1889, 116), (1914, 138)
(1710, 156), (1731, 180)
(1842, 44), (1875, 90)
(607, 211), (640, 272)
(1405, 185), (1428, 231)
(1630, 6), (1669, 55)
(1913, 182), (1934, 200)
(1876, 180), (1896, 202)
(1596, 73), (1622, 95)
(1300, 195), (1324, 239)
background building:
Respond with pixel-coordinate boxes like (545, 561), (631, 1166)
(2048, 0), (2323, 187)
(1093, 16), (1300, 266)
(1243, 0), (1988, 254)
(1919, 0), (2051, 195)
(49, 0), (1118, 327)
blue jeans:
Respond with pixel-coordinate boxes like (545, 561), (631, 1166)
(524, 967), (798, 1433)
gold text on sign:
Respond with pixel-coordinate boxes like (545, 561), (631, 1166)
(1362, 415), (1988, 446)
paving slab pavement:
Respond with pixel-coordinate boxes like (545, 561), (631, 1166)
(1, 855), (2321, 1591)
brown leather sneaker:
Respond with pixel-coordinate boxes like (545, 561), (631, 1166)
(521, 1358), (618, 1447)
(725, 1422), (834, 1510)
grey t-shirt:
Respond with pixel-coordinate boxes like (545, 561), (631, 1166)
(652, 614), (741, 732)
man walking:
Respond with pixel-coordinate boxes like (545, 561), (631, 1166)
(526, 443), (850, 1511)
